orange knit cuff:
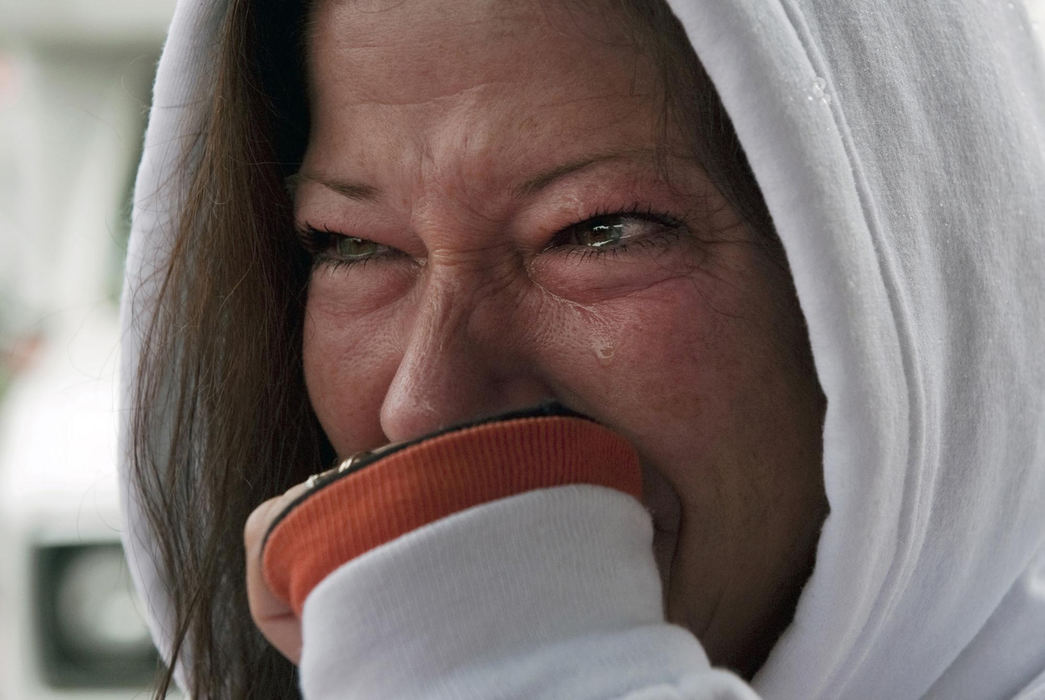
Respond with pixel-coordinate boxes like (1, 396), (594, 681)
(262, 414), (642, 616)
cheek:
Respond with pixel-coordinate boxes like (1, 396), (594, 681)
(553, 263), (812, 507)
(532, 276), (735, 461)
(302, 282), (402, 454)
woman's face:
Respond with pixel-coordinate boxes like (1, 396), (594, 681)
(295, 0), (827, 673)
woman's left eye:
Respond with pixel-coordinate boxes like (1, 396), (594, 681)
(547, 212), (682, 254)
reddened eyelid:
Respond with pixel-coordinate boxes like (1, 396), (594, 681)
(587, 201), (683, 225)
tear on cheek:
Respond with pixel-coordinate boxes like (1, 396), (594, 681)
(593, 336), (615, 363)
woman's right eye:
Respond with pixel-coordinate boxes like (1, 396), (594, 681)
(331, 235), (383, 261)
(297, 225), (396, 268)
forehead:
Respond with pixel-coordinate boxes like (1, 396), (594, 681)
(300, 0), (670, 195)
(305, 0), (652, 106)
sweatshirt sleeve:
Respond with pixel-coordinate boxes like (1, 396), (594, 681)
(262, 415), (760, 699)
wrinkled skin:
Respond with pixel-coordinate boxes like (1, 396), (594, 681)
(247, 0), (827, 677)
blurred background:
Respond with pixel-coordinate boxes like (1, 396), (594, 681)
(0, 1), (1043, 698)
(0, 1), (175, 697)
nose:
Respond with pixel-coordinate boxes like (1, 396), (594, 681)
(378, 271), (553, 443)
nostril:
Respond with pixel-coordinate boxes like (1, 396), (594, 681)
(379, 391), (561, 444)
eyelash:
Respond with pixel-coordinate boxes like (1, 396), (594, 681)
(295, 204), (684, 270)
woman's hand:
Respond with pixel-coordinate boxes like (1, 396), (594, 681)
(244, 481), (310, 665)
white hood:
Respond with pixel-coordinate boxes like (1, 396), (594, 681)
(663, 3), (1045, 697)
(121, 1), (1045, 697)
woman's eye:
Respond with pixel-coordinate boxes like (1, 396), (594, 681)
(297, 225), (396, 268)
(333, 235), (383, 261)
(572, 218), (627, 248)
(549, 212), (681, 253)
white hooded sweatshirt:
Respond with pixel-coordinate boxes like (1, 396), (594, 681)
(120, 0), (1045, 698)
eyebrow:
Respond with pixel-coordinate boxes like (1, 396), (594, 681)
(514, 152), (629, 197)
(286, 172), (380, 201)
(289, 151), (634, 203)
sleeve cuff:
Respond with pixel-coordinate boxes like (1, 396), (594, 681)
(262, 414), (642, 616)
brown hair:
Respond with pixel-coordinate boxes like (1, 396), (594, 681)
(130, 0), (776, 697)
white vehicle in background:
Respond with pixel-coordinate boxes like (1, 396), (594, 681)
(0, 311), (162, 697)
(0, 1), (175, 697)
